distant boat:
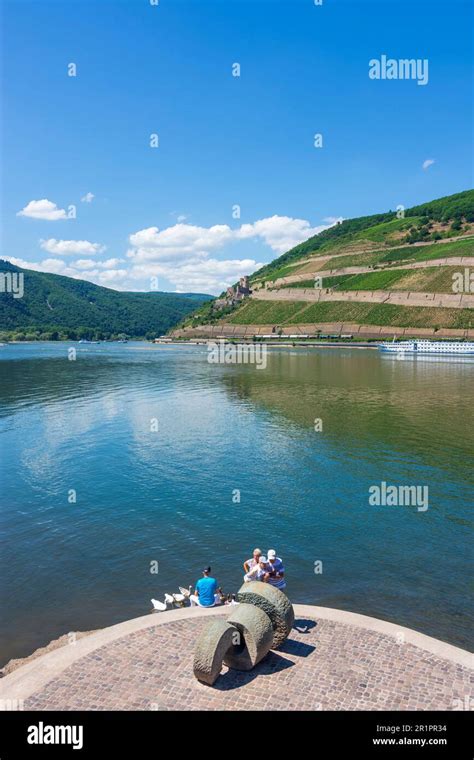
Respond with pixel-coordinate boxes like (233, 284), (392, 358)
(379, 340), (474, 355)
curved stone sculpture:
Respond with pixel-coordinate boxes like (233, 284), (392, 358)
(236, 581), (295, 648)
(223, 603), (274, 671)
(193, 583), (295, 685)
(193, 619), (237, 686)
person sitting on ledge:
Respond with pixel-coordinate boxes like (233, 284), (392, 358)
(243, 547), (262, 576)
(244, 555), (268, 583)
(265, 549), (286, 590)
(190, 566), (221, 607)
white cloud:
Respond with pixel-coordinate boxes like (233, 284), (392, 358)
(323, 216), (344, 225)
(422, 159), (435, 170)
(237, 215), (331, 254)
(128, 215), (336, 263)
(73, 259), (98, 270)
(6, 213), (338, 294)
(125, 215), (338, 292)
(3, 256), (129, 289)
(128, 223), (234, 262)
(169, 211), (188, 223)
(17, 199), (68, 221)
(3, 252), (262, 294)
(73, 258), (123, 270)
(81, 192), (95, 203)
(97, 258), (124, 269)
(5, 256), (74, 275)
(97, 269), (128, 283)
(128, 257), (264, 294)
(40, 238), (106, 255)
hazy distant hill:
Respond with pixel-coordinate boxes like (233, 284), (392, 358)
(0, 260), (212, 340)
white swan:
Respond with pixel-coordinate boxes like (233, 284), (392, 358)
(178, 585), (193, 599)
(164, 593), (175, 606)
(151, 598), (167, 611)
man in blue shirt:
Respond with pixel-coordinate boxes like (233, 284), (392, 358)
(190, 566), (219, 607)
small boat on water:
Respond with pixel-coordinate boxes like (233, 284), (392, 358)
(379, 339), (474, 355)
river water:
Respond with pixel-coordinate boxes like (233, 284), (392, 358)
(0, 341), (472, 664)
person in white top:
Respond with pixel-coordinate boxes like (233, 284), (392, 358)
(265, 549), (286, 589)
(243, 555), (269, 582)
(243, 548), (262, 575)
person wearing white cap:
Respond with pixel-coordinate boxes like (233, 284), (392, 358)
(243, 555), (269, 582)
(266, 549), (286, 589)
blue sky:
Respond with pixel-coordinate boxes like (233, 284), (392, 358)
(2, 0), (472, 293)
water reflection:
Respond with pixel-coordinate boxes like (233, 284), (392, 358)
(0, 343), (472, 664)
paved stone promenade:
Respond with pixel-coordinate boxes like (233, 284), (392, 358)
(2, 606), (472, 711)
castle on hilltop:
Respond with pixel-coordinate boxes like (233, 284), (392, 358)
(215, 276), (252, 309)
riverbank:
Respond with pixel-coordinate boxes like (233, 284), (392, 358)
(170, 322), (474, 341)
(168, 339), (379, 348)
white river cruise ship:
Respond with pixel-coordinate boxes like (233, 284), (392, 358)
(379, 340), (474, 355)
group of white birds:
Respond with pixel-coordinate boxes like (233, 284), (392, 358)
(151, 585), (193, 611)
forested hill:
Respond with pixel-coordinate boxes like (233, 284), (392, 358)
(0, 260), (212, 340)
(251, 189), (474, 282)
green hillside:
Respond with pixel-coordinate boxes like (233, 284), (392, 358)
(177, 189), (474, 335)
(251, 189), (474, 282)
(227, 299), (474, 330)
(0, 260), (212, 340)
(285, 265), (472, 294)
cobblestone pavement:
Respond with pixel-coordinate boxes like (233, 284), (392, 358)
(25, 617), (473, 711)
